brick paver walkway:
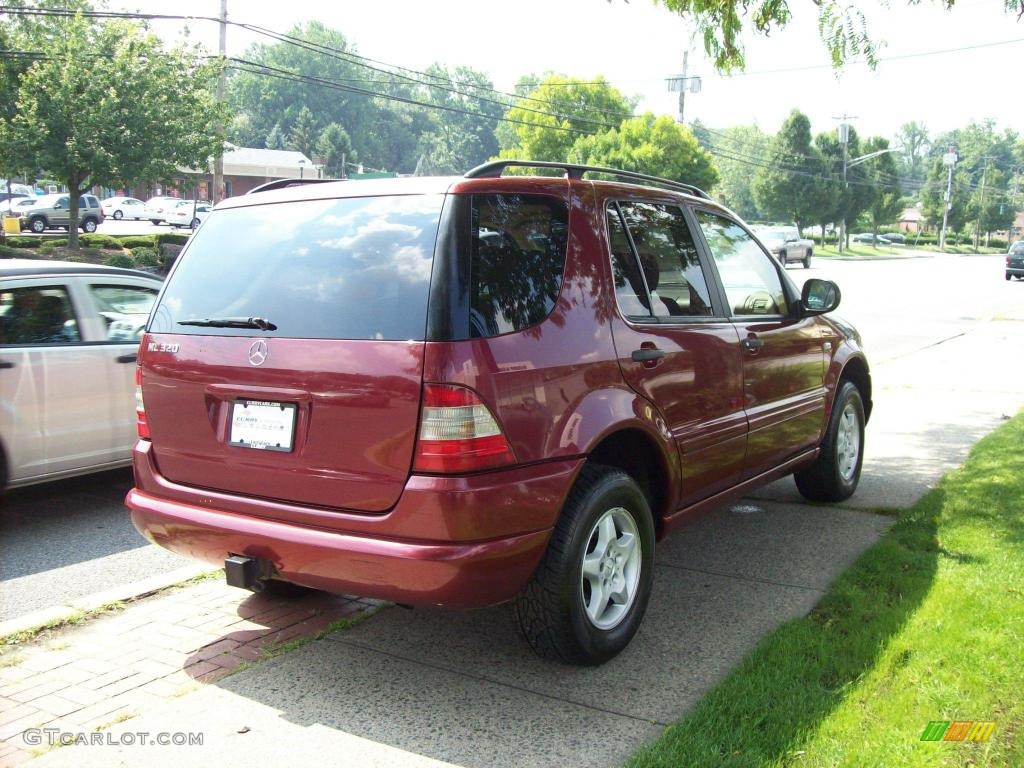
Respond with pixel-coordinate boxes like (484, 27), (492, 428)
(0, 579), (375, 766)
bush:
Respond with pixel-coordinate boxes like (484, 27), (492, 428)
(104, 253), (136, 268)
(0, 244), (24, 258)
(4, 236), (39, 248)
(117, 235), (157, 249)
(156, 232), (190, 247)
(131, 247), (159, 266)
(79, 233), (123, 249)
(39, 238), (69, 250)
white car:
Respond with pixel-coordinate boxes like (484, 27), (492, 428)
(0, 260), (162, 492)
(102, 196), (148, 221)
(142, 196), (182, 225)
(165, 200), (212, 229)
(0, 197), (38, 216)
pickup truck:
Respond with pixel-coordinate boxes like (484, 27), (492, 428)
(752, 225), (814, 268)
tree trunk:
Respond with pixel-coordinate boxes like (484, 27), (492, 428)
(67, 170), (81, 250)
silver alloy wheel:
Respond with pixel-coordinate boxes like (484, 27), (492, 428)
(836, 402), (861, 482)
(580, 507), (642, 630)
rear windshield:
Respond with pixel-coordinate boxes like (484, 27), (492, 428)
(149, 195), (443, 340)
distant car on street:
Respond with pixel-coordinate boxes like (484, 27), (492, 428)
(751, 225), (814, 268)
(102, 196), (148, 221)
(880, 232), (906, 244)
(165, 200), (212, 229)
(143, 196), (182, 225)
(852, 233), (891, 245)
(1006, 241), (1024, 281)
(0, 260), (162, 492)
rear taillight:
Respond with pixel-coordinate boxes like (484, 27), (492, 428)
(412, 384), (515, 473)
(135, 366), (150, 439)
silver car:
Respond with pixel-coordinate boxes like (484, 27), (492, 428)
(0, 261), (162, 491)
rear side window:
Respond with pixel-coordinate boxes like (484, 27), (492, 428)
(469, 194), (568, 338)
(149, 195), (444, 341)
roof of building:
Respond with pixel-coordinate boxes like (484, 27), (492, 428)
(899, 207), (924, 222)
(222, 147), (312, 167)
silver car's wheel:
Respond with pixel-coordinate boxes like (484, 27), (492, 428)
(580, 507), (642, 630)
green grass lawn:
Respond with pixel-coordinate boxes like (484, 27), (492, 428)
(628, 413), (1024, 768)
(816, 243), (906, 259)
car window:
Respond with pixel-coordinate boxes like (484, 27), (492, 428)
(468, 194), (568, 337)
(606, 206), (652, 317)
(609, 201), (714, 319)
(88, 284), (159, 342)
(696, 211), (788, 316)
(0, 285), (81, 345)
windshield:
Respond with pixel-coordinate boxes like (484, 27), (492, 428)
(149, 194), (444, 341)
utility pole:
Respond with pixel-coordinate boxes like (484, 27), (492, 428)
(974, 156), (991, 251)
(939, 148), (958, 253)
(666, 51), (700, 125)
(833, 116), (856, 254)
(211, 0), (227, 204)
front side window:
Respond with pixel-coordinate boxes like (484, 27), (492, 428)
(606, 201), (714, 320)
(0, 285), (80, 345)
(469, 194), (568, 338)
(697, 211), (788, 316)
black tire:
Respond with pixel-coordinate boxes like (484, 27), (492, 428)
(149, 219), (161, 225)
(779, 252), (787, 266)
(191, 218), (200, 229)
(29, 217), (46, 233)
(514, 463), (655, 665)
(1007, 273), (1012, 281)
(113, 209), (123, 220)
(803, 249), (812, 269)
(795, 381), (865, 502)
(81, 218), (97, 233)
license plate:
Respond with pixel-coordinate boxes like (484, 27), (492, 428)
(229, 400), (297, 452)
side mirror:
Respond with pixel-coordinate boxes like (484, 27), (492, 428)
(801, 279), (841, 316)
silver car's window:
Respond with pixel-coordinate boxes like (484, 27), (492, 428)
(0, 286), (81, 345)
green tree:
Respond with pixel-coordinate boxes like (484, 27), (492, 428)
(498, 75), (634, 162)
(692, 122), (768, 219)
(652, 0), (1021, 71)
(0, 8), (226, 248)
(894, 121), (930, 191)
(752, 111), (831, 233)
(863, 137), (902, 236)
(288, 106), (318, 158)
(265, 122), (287, 150)
(315, 123), (353, 178)
(567, 113), (718, 191)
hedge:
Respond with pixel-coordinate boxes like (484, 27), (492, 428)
(117, 235), (157, 249)
(131, 247), (159, 266)
(156, 232), (189, 246)
(78, 233), (123, 250)
(104, 253), (135, 268)
(3, 236), (40, 248)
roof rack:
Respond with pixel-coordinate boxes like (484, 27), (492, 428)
(464, 160), (710, 200)
(246, 178), (339, 195)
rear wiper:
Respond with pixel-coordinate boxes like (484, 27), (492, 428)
(177, 317), (277, 330)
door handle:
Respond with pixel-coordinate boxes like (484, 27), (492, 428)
(631, 348), (666, 363)
(116, 353), (137, 364)
(741, 337), (765, 351)
(0, 361), (13, 369)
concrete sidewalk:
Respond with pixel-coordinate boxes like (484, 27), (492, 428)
(6, 317), (1022, 768)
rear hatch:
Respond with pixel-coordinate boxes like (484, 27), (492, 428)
(142, 191), (445, 513)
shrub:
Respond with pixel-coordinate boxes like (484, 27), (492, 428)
(79, 233), (122, 249)
(0, 244), (24, 258)
(118, 235), (157, 249)
(131, 247), (159, 266)
(39, 238), (69, 250)
(4, 236), (39, 248)
(104, 253), (136, 268)
(156, 232), (190, 247)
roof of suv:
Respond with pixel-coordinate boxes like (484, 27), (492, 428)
(0, 259), (161, 280)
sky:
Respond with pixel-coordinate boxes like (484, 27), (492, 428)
(111, 0), (1023, 143)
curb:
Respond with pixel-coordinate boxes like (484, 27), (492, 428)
(0, 563), (218, 640)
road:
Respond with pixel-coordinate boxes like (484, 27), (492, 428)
(0, 253), (1020, 624)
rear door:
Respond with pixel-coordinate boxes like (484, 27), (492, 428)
(694, 210), (827, 478)
(142, 193), (444, 513)
(605, 198), (747, 507)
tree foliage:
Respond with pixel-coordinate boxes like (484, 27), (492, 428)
(864, 137), (902, 235)
(752, 111), (830, 232)
(498, 75), (634, 162)
(315, 123), (353, 178)
(652, 0), (1023, 71)
(288, 106), (319, 159)
(692, 122), (767, 219)
(568, 113), (718, 191)
(0, 5), (226, 247)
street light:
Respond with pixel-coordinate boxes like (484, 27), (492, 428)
(298, 158), (306, 180)
(939, 149), (958, 252)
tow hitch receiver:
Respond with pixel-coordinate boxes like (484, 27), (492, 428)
(225, 555), (260, 590)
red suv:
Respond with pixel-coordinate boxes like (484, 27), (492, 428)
(128, 161), (871, 665)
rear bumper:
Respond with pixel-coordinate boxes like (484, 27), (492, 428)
(127, 442), (582, 608)
(1007, 266), (1024, 277)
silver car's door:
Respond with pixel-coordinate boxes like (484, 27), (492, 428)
(0, 278), (113, 485)
(78, 279), (160, 454)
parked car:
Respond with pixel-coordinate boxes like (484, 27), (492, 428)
(165, 200), (212, 229)
(18, 194), (105, 233)
(751, 225), (814, 268)
(142, 196), (182, 225)
(128, 162), (872, 665)
(102, 196), (148, 221)
(852, 232), (891, 245)
(0, 260), (162, 493)
(880, 232), (905, 244)
(0, 197), (36, 217)
(1007, 241), (1024, 281)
